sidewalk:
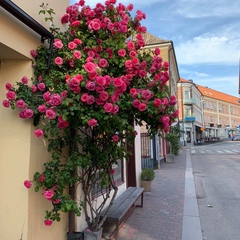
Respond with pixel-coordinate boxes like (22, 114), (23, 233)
(118, 148), (202, 240)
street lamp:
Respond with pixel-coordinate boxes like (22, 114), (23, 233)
(201, 98), (205, 141)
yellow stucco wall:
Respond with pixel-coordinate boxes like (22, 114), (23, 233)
(0, 1), (69, 239)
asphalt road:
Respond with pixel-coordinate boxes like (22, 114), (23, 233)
(190, 141), (240, 240)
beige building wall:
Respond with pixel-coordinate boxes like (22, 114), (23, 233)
(0, 1), (69, 240)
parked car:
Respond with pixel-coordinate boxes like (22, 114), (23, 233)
(233, 134), (240, 141)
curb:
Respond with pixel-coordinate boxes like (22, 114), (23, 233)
(182, 149), (203, 240)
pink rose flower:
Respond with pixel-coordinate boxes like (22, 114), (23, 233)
(16, 99), (26, 108)
(46, 109), (56, 119)
(5, 83), (12, 90)
(81, 93), (88, 102)
(30, 49), (38, 58)
(154, 98), (161, 108)
(112, 135), (119, 142)
(86, 95), (95, 105)
(37, 83), (46, 91)
(111, 105), (119, 114)
(24, 109), (34, 118)
(173, 110), (179, 118)
(99, 58), (108, 68)
(73, 38), (82, 45)
(52, 198), (61, 204)
(118, 49), (126, 57)
(54, 57), (63, 66)
(44, 190), (54, 201)
(68, 41), (77, 50)
(84, 62), (96, 73)
(139, 70), (147, 78)
(34, 129), (44, 138)
(57, 116), (69, 129)
(49, 94), (62, 106)
(103, 103), (113, 113)
(126, 41), (135, 51)
(99, 91), (109, 102)
(61, 13), (69, 24)
(86, 81), (96, 91)
(134, 131), (138, 136)
(2, 100), (10, 108)
(89, 18), (101, 31)
(141, 89), (152, 100)
(138, 102), (147, 112)
(54, 39), (63, 49)
(169, 95), (177, 106)
(31, 85), (37, 93)
(130, 88), (138, 97)
(96, 76), (106, 87)
(132, 99), (140, 108)
(113, 78), (123, 87)
(38, 104), (47, 113)
(124, 60), (133, 68)
(21, 76), (28, 84)
(154, 47), (160, 55)
(40, 174), (45, 183)
(109, 168), (116, 175)
(87, 118), (98, 127)
(44, 219), (53, 227)
(43, 92), (51, 102)
(6, 91), (16, 100)
(73, 50), (82, 59)
(24, 180), (32, 188)
(110, 94), (119, 103)
(127, 3), (133, 11)
(71, 20), (81, 27)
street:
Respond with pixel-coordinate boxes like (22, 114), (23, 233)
(191, 141), (240, 240)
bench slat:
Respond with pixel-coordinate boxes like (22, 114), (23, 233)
(101, 187), (143, 220)
(100, 187), (143, 218)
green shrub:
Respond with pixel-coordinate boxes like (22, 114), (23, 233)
(141, 168), (155, 181)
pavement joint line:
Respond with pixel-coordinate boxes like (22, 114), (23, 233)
(182, 149), (203, 240)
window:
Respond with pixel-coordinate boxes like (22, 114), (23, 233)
(92, 159), (123, 196)
(213, 103), (216, 110)
(185, 108), (191, 117)
(210, 102), (213, 110)
(184, 90), (190, 99)
(206, 101), (209, 109)
(218, 104), (221, 111)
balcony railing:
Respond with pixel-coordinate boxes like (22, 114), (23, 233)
(183, 98), (196, 105)
(184, 116), (196, 122)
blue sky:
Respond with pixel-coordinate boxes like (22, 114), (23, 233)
(70, 0), (240, 97)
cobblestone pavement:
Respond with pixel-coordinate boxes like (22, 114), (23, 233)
(118, 150), (186, 240)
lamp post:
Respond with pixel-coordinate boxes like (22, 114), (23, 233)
(181, 81), (186, 146)
(201, 98), (205, 141)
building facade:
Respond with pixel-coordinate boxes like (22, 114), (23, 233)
(197, 85), (240, 139)
(178, 78), (240, 146)
(141, 33), (180, 166)
(178, 78), (203, 145)
(0, 1), (69, 240)
(0, 2), (156, 239)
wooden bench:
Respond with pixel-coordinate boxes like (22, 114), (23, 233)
(101, 187), (144, 239)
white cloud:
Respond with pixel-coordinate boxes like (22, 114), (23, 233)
(175, 29), (240, 65)
(173, 0), (240, 18)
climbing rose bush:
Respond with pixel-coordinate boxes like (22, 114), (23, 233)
(2, 0), (178, 231)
